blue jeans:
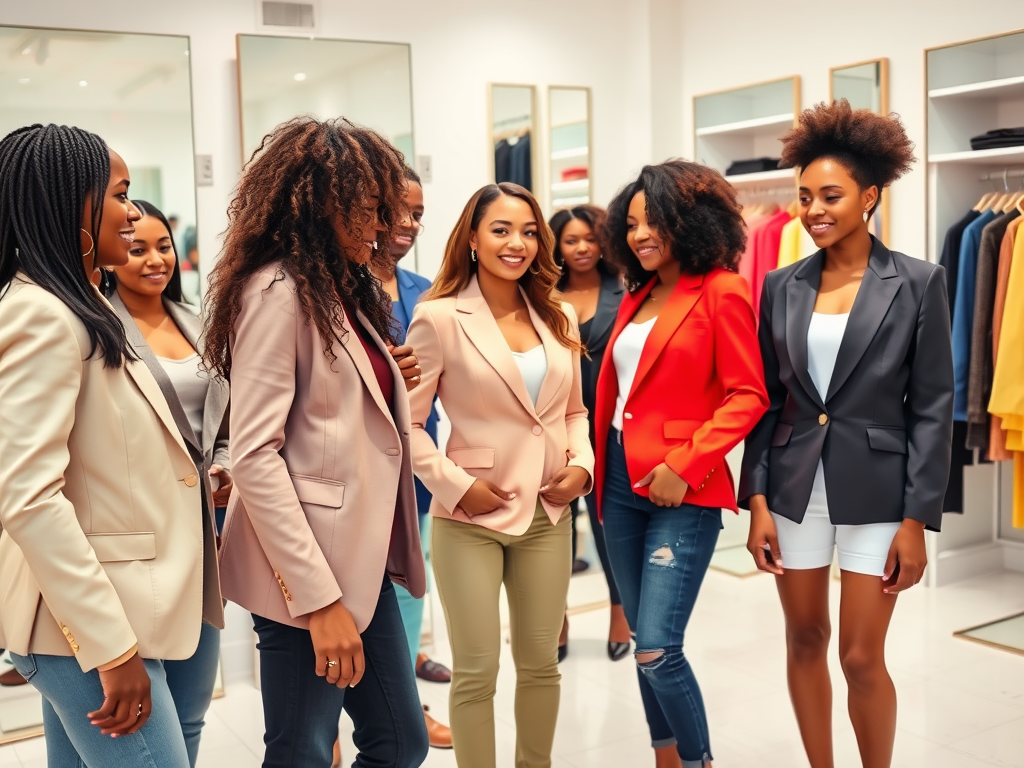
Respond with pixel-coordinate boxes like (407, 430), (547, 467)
(601, 430), (720, 768)
(163, 622), (221, 768)
(395, 512), (433, 668)
(252, 577), (428, 768)
(9, 653), (190, 768)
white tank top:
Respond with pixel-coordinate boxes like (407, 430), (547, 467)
(511, 345), (548, 406)
(611, 317), (656, 430)
(806, 312), (849, 516)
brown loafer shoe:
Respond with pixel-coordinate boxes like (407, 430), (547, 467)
(423, 705), (452, 749)
(0, 668), (27, 687)
(415, 652), (452, 683)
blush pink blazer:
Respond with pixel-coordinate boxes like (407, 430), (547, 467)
(406, 276), (594, 535)
(217, 265), (425, 632)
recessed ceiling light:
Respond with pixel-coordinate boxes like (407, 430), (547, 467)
(18, 78), (30, 85)
(79, 80), (88, 87)
(293, 72), (306, 81)
(21, 47), (31, 55)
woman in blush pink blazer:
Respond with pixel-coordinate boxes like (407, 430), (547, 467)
(202, 118), (427, 768)
(406, 182), (594, 768)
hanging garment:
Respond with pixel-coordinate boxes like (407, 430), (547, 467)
(739, 213), (770, 288)
(750, 209), (792, 318)
(939, 210), (982, 322)
(775, 216), (804, 270)
(508, 133), (532, 191)
(494, 139), (512, 184)
(989, 216), (1021, 461)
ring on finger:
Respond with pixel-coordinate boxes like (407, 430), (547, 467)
(136, 703), (143, 718)
(326, 659), (338, 668)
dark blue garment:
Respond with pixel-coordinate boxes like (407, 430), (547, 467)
(601, 430), (720, 767)
(952, 210), (997, 420)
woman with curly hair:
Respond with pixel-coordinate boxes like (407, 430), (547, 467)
(406, 182), (594, 768)
(204, 117), (428, 768)
(739, 101), (953, 768)
(594, 160), (769, 768)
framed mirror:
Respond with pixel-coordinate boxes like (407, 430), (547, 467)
(0, 25), (202, 303)
(548, 86), (592, 211)
(489, 84), (537, 193)
(831, 58), (890, 244)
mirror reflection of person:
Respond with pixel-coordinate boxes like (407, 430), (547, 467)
(203, 117), (428, 768)
(104, 199), (231, 768)
(548, 205), (629, 663)
(740, 101), (953, 768)
(0, 124), (219, 768)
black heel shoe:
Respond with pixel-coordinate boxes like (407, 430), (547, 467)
(558, 643), (568, 663)
(607, 641), (630, 662)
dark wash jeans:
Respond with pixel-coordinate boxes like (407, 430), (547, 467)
(252, 577), (428, 768)
(601, 430), (720, 768)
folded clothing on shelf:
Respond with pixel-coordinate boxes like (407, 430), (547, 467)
(970, 127), (1024, 151)
(725, 157), (782, 176)
(561, 166), (589, 182)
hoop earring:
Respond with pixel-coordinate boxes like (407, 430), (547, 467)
(470, 249), (477, 262)
(529, 261), (542, 275)
(80, 228), (95, 258)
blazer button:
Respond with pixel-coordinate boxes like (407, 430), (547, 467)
(183, 473), (199, 487)
(624, 412), (633, 420)
(385, 448), (400, 456)
(819, 414), (828, 426)
(532, 425), (543, 436)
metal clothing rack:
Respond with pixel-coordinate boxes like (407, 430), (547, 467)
(978, 168), (1024, 184)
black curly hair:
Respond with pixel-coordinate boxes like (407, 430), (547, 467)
(780, 99), (915, 217)
(602, 160), (746, 291)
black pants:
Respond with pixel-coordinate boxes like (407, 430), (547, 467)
(253, 577), (428, 768)
(569, 489), (622, 606)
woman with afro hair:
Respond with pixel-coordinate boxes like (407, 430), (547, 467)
(739, 100), (954, 768)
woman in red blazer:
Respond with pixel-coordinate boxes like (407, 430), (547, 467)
(595, 160), (768, 768)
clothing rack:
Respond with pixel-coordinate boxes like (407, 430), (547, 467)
(978, 168), (1024, 184)
(493, 113), (531, 129)
(737, 186), (797, 198)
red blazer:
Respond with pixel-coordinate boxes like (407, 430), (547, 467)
(594, 269), (768, 516)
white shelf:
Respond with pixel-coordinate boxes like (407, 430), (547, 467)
(551, 178), (590, 192)
(928, 75), (1024, 101)
(724, 168), (795, 187)
(928, 146), (1024, 165)
(551, 147), (589, 161)
(552, 195), (591, 207)
(695, 113), (794, 139)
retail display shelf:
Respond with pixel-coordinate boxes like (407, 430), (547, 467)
(928, 146), (1024, 165)
(928, 75), (1024, 101)
(551, 178), (590, 192)
(724, 167), (795, 187)
(695, 113), (794, 139)
(551, 147), (589, 161)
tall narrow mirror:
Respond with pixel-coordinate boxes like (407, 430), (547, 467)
(548, 86), (592, 211)
(831, 58), (890, 243)
(489, 83), (537, 193)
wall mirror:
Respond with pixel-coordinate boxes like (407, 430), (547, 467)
(548, 86), (592, 211)
(489, 83), (537, 193)
(831, 58), (890, 243)
(0, 25), (202, 302)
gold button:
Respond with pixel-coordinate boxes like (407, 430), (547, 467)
(183, 473), (199, 487)
(818, 414), (828, 426)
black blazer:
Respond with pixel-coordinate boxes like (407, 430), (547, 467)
(578, 269), (624, 424)
(738, 238), (954, 531)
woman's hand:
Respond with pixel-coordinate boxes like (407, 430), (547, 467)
(458, 479), (515, 517)
(308, 601), (364, 689)
(387, 344), (421, 392)
(88, 652), (151, 737)
(540, 467), (590, 507)
(882, 519), (927, 594)
(634, 463), (688, 507)
(747, 495), (783, 575)
(210, 465), (233, 507)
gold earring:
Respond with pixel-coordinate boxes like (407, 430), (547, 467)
(470, 248), (477, 262)
(80, 228), (95, 258)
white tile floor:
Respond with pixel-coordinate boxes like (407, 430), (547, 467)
(2, 567), (1023, 767)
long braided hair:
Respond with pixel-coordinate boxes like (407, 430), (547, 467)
(203, 117), (407, 379)
(0, 123), (132, 368)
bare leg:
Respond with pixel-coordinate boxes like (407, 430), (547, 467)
(838, 572), (898, 768)
(775, 567), (834, 768)
(655, 744), (683, 768)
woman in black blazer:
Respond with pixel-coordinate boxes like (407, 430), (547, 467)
(549, 205), (628, 662)
(739, 101), (954, 768)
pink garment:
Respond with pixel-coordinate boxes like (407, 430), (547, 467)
(750, 209), (793, 318)
(739, 214), (769, 288)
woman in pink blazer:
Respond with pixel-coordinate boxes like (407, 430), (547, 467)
(406, 182), (595, 768)
(202, 118), (427, 768)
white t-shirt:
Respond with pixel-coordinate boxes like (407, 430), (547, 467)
(611, 317), (657, 430)
(805, 312), (849, 516)
(511, 344), (548, 405)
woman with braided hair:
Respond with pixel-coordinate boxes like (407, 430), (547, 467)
(204, 117), (428, 767)
(0, 123), (219, 768)
(739, 100), (953, 768)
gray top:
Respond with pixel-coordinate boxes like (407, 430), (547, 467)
(156, 353), (209, 450)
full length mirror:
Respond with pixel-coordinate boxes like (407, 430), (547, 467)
(831, 58), (890, 243)
(0, 25), (201, 302)
(548, 86), (592, 211)
(490, 83), (537, 193)
(237, 35), (414, 163)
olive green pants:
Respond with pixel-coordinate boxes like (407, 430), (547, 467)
(432, 502), (571, 768)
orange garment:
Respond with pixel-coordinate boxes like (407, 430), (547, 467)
(989, 216), (1021, 461)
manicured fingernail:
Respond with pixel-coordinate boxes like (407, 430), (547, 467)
(509, 493), (516, 499)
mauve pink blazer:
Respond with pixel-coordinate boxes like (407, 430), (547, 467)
(218, 265), (425, 631)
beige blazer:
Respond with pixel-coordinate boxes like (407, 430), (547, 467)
(0, 277), (210, 672)
(217, 265), (425, 633)
(406, 276), (594, 535)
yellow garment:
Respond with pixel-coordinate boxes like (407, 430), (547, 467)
(776, 217), (804, 269)
(989, 209), (1024, 526)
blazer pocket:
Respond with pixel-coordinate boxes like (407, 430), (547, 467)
(87, 532), (157, 563)
(290, 475), (347, 508)
(447, 447), (496, 469)
(771, 423), (794, 447)
(663, 419), (703, 440)
(866, 426), (907, 454)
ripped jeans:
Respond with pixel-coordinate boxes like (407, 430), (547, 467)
(601, 430), (721, 768)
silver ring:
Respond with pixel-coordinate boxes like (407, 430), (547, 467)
(326, 660), (338, 668)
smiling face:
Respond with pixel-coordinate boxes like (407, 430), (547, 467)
(626, 191), (672, 272)
(333, 187), (383, 266)
(559, 217), (601, 274)
(389, 180), (424, 263)
(83, 150), (140, 270)
(471, 193), (539, 282)
(111, 214), (176, 300)
(798, 157), (878, 249)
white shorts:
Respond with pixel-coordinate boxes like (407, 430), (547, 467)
(770, 510), (900, 577)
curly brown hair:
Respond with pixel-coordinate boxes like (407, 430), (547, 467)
(780, 99), (915, 216)
(203, 117), (407, 378)
(602, 160), (746, 292)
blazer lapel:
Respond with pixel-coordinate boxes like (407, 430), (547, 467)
(628, 273), (703, 400)
(528, 297), (568, 417)
(587, 271), (624, 350)
(787, 252), (826, 410)
(825, 238), (903, 401)
(337, 310), (398, 429)
(393, 268), (418, 334)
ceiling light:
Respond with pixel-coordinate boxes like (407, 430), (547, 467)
(21, 47), (31, 55)
(18, 78), (30, 85)
(79, 80), (88, 87)
(293, 72), (306, 81)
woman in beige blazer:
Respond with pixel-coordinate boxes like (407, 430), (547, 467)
(0, 125), (218, 768)
(202, 117), (428, 768)
(407, 182), (595, 768)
